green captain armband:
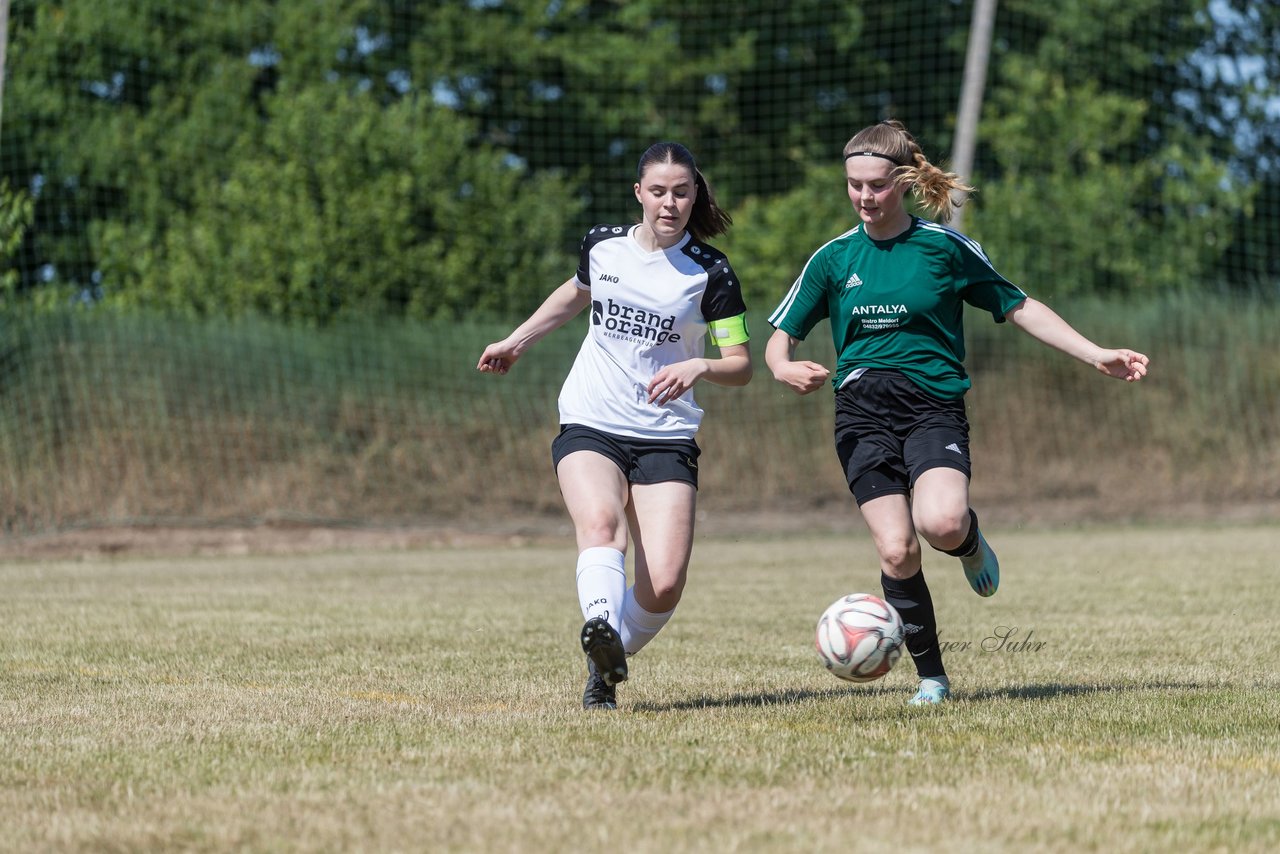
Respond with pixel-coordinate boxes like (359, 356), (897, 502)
(707, 314), (750, 347)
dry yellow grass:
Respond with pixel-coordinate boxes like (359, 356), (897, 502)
(1, 523), (1278, 851)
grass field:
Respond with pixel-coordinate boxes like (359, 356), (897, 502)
(2, 523), (1278, 852)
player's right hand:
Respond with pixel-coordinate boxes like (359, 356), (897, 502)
(774, 361), (830, 395)
(476, 342), (518, 374)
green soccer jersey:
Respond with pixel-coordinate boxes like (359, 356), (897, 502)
(768, 217), (1028, 400)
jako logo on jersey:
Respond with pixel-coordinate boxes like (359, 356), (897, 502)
(598, 272), (620, 283)
(592, 298), (682, 345)
(844, 273), (863, 289)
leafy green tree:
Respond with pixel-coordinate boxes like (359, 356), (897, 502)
(3, 0), (579, 320)
(717, 163), (851, 308)
(414, 0), (972, 230)
(977, 0), (1276, 293)
(0, 180), (34, 304)
(2, 0), (1275, 319)
(5, 2), (271, 301)
(95, 85), (578, 321)
(971, 61), (1246, 296)
(1196, 0), (1280, 286)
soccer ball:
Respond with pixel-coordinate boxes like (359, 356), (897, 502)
(814, 593), (905, 683)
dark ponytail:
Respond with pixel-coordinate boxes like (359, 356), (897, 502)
(689, 168), (733, 242)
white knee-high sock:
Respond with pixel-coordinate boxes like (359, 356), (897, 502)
(619, 587), (675, 655)
(575, 547), (627, 631)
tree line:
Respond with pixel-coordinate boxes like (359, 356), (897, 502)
(1, 0), (1276, 324)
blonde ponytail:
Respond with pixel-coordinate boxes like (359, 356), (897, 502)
(843, 120), (975, 223)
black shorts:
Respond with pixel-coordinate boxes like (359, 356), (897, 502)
(833, 370), (971, 505)
(551, 424), (701, 488)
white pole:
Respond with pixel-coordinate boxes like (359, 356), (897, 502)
(949, 0), (997, 233)
(0, 0), (9, 143)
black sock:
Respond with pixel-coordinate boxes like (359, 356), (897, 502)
(881, 569), (946, 678)
(942, 508), (980, 558)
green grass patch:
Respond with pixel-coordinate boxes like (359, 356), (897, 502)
(2, 523), (1278, 851)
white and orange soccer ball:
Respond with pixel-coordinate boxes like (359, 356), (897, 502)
(814, 593), (905, 683)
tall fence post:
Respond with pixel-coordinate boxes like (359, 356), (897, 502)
(0, 0), (9, 142)
(949, 0), (997, 234)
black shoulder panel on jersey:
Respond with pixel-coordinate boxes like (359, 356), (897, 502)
(685, 240), (747, 322)
(576, 224), (631, 285)
(678, 238), (728, 273)
(583, 224), (632, 247)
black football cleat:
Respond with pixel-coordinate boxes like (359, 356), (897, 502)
(580, 616), (628, 687)
(582, 660), (618, 711)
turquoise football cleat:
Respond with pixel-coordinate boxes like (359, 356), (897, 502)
(959, 529), (1000, 597)
(909, 676), (951, 706)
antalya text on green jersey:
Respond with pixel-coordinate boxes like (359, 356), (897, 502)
(768, 217), (1028, 400)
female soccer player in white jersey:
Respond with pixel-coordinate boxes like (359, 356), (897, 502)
(765, 120), (1149, 705)
(477, 142), (752, 710)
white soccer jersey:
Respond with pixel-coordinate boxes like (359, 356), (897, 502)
(557, 224), (749, 440)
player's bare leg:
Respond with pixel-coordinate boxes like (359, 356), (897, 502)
(619, 481), (696, 658)
(913, 467), (999, 597)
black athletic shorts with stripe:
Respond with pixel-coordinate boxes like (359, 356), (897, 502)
(833, 369), (972, 506)
(551, 424), (701, 488)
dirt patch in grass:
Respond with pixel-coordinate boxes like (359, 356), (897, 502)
(2, 499), (1276, 561)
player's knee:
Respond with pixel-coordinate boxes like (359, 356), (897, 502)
(916, 507), (968, 551)
(877, 538), (920, 577)
(642, 569), (687, 610)
(574, 514), (627, 551)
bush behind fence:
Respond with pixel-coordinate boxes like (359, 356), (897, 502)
(1, 293), (1277, 536)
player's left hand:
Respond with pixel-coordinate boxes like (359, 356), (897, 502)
(1095, 348), (1150, 382)
(648, 359), (708, 405)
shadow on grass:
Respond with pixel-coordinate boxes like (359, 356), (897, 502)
(631, 684), (900, 713)
(963, 680), (1239, 702)
(633, 679), (1254, 713)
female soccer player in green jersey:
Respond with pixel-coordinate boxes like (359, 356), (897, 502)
(765, 119), (1149, 706)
